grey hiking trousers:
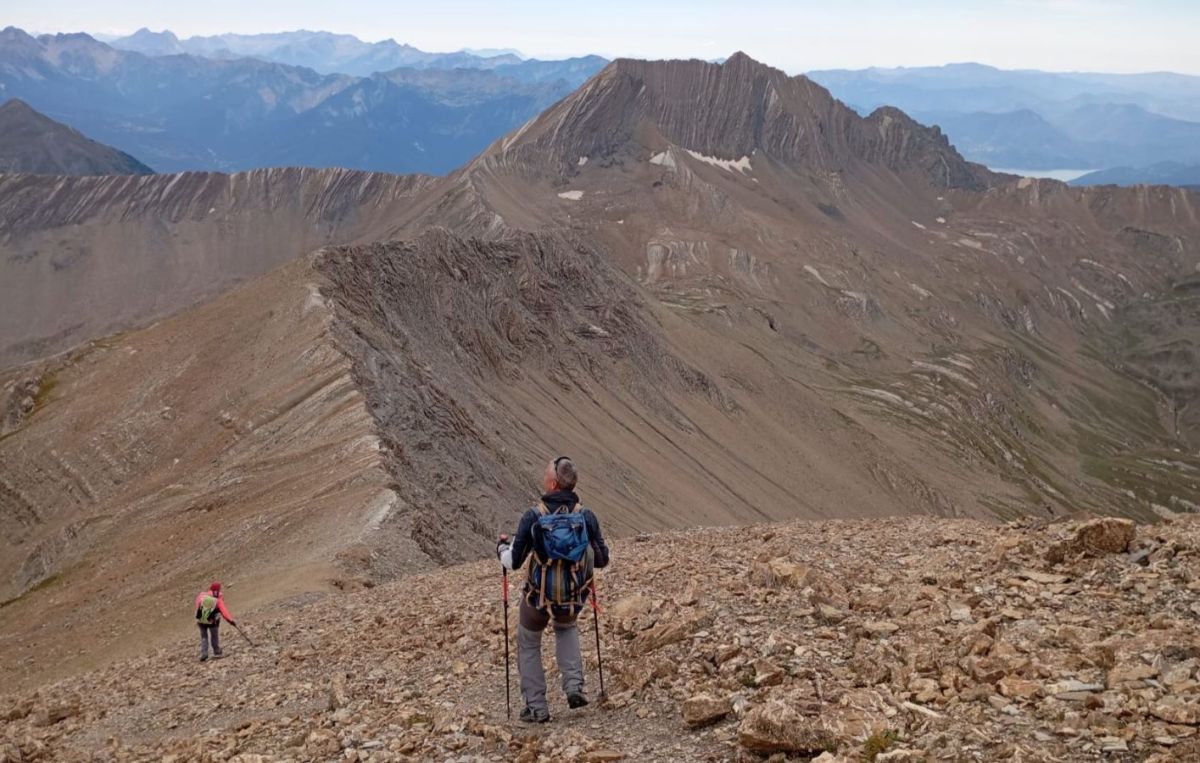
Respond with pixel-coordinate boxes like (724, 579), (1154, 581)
(517, 597), (584, 712)
(199, 622), (222, 658)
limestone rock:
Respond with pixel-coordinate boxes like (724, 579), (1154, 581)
(1151, 698), (1200, 726)
(631, 610), (713, 655)
(738, 701), (837, 754)
(1075, 517), (1136, 554)
(681, 693), (732, 728)
(609, 595), (654, 622)
(753, 658), (784, 686)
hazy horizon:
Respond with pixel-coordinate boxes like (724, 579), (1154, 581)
(7, 0), (1200, 76)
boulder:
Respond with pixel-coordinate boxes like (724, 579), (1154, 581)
(1075, 518), (1135, 554)
(328, 674), (350, 711)
(681, 693), (732, 728)
(1151, 698), (1200, 726)
(631, 610), (713, 655)
(997, 675), (1041, 700)
(609, 595), (654, 622)
(862, 621), (900, 637)
(1107, 662), (1158, 688)
(817, 604), (848, 624)
(34, 697), (79, 726)
(753, 659), (784, 687)
(765, 558), (816, 588)
(738, 701), (836, 754)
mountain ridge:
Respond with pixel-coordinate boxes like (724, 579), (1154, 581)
(0, 99), (153, 176)
(0, 27), (603, 174)
(106, 27), (606, 82)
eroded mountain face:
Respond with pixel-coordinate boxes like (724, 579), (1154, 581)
(424, 55), (1200, 521)
(1, 54), (1198, 684)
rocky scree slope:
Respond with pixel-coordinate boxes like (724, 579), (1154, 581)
(1, 514), (1198, 762)
(0, 99), (153, 176)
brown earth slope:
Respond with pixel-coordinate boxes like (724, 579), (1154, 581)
(0, 256), (399, 686)
(1, 514), (1197, 762)
(2, 54), (1200, 689)
(0, 99), (153, 177)
(0, 167), (432, 368)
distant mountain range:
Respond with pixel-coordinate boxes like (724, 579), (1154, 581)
(809, 63), (1200, 185)
(105, 28), (595, 81)
(0, 27), (606, 174)
(5, 27), (1200, 187)
(0, 99), (153, 175)
(1071, 161), (1200, 188)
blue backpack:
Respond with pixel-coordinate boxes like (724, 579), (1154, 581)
(528, 502), (593, 613)
(537, 502), (590, 562)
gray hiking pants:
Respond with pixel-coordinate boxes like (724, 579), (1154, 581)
(517, 598), (584, 711)
(199, 622), (221, 658)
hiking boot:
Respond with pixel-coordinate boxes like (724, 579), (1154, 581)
(199, 654), (208, 662)
(567, 692), (589, 709)
(519, 706), (550, 724)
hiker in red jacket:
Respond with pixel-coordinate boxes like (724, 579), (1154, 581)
(194, 581), (236, 662)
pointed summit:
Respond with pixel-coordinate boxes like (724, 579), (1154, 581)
(111, 27), (185, 56)
(484, 52), (989, 190)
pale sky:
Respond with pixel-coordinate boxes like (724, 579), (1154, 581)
(6, 0), (1199, 74)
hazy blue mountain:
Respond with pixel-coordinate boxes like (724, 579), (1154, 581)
(914, 109), (1088, 168)
(811, 63), (1200, 170)
(809, 63), (1200, 121)
(0, 27), (585, 174)
(112, 27), (185, 56)
(234, 69), (576, 175)
(1071, 161), (1200, 188)
(108, 28), (605, 86)
(1049, 103), (1200, 165)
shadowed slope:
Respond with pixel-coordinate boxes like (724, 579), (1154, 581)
(0, 99), (153, 176)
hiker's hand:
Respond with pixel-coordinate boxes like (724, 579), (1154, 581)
(228, 620), (236, 627)
(496, 541), (513, 570)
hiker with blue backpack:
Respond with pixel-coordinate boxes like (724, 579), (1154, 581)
(496, 456), (610, 723)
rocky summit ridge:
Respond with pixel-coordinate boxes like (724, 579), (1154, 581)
(478, 53), (991, 192)
(2, 514), (1198, 761)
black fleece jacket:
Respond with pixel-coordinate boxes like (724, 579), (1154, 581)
(509, 489), (610, 570)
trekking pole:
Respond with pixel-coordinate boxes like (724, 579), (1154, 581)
(231, 622), (256, 647)
(589, 579), (606, 701)
(499, 534), (512, 719)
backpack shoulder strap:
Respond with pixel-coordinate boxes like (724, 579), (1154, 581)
(537, 501), (550, 516)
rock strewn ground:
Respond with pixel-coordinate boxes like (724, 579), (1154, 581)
(2, 514), (1198, 762)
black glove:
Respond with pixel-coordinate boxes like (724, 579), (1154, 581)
(228, 620), (237, 627)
